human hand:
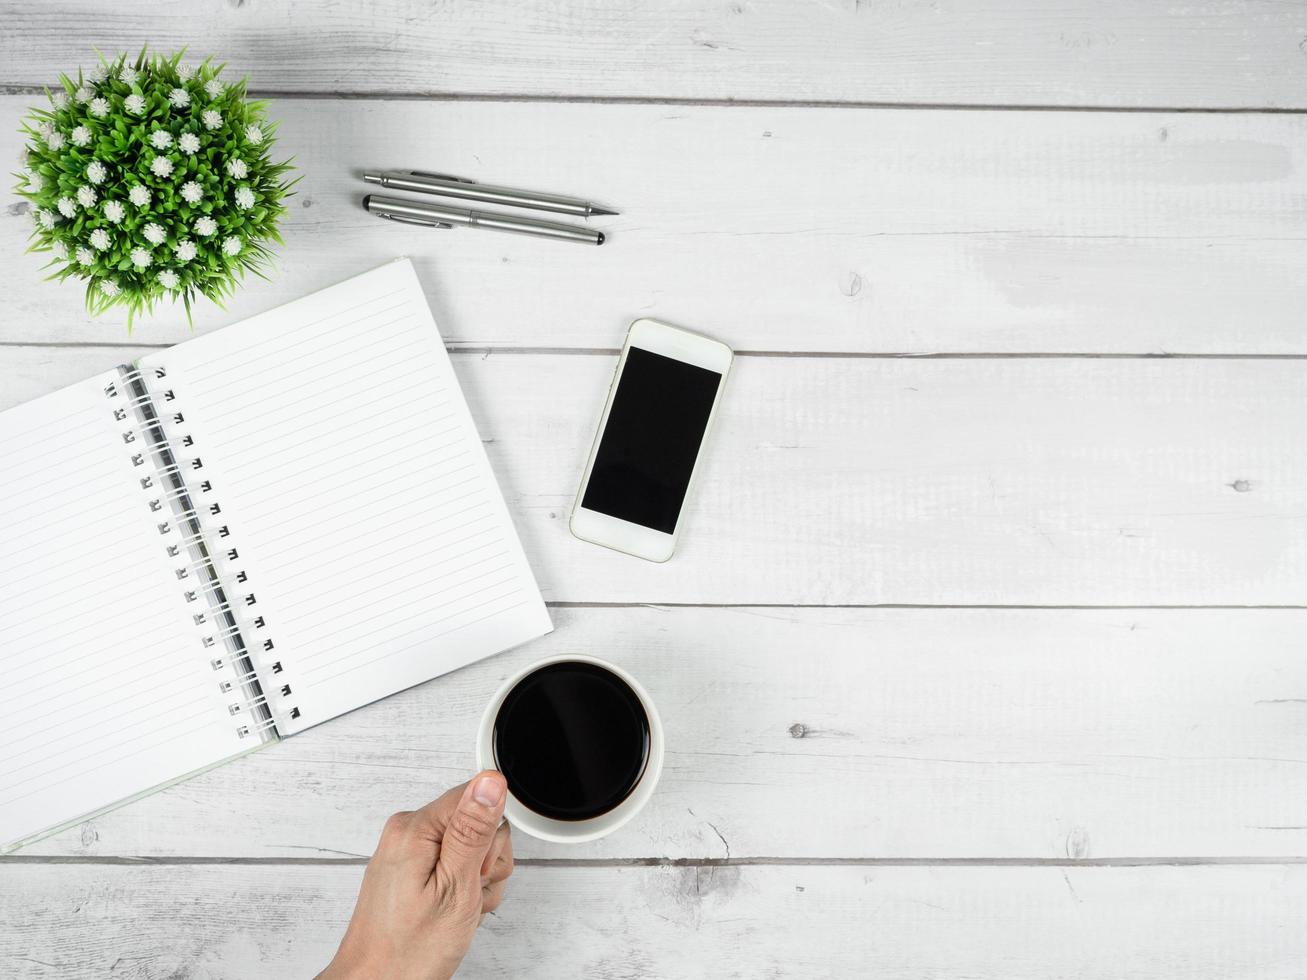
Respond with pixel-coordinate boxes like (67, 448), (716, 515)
(317, 771), (514, 980)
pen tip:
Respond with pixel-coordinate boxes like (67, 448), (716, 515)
(589, 206), (620, 217)
(597, 232), (606, 245)
(362, 173), (382, 184)
(361, 194), (373, 210)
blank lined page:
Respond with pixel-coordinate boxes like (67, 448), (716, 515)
(138, 260), (551, 734)
(0, 372), (245, 851)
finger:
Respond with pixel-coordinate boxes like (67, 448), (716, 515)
(481, 876), (508, 915)
(374, 810), (415, 857)
(481, 820), (511, 878)
(409, 779), (472, 844)
(436, 770), (507, 893)
(486, 828), (514, 886)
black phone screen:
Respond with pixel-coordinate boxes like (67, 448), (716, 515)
(581, 347), (723, 534)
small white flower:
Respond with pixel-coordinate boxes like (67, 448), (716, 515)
(221, 235), (242, 256)
(225, 158), (248, 179)
(174, 239), (197, 262)
(128, 185), (151, 207)
(25, 169), (44, 192)
(57, 196), (77, 218)
(39, 121), (54, 138)
(142, 222), (166, 245)
(130, 247), (152, 269)
(74, 85), (93, 103)
(244, 124), (263, 144)
(204, 79), (223, 99)
(150, 156), (174, 178)
(89, 97), (110, 118)
(201, 109), (222, 131)
(36, 209), (55, 229)
(180, 180), (203, 204)
(75, 245), (94, 264)
(88, 63), (108, 83)
(178, 132), (201, 155)
(70, 125), (91, 147)
(76, 185), (97, 208)
(157, 269), (180, 289)
(169, 87), (191, 108)
(46, 131), (65, 151)
(234, 185), (256, 210)
(125, 93), (146, 114)
(120, 66), (138, 84)
(87, 160), (107, 184)
(51, 91), (69, 109)
(99, 279), (119, 296)
(89, 228), (111, 250)
(194, 216), (217, 236)
(177, 62), (195, 81)
(51, 240), (68, 259)
(103, 200), (125, 223)
(149, 130), (173, 150)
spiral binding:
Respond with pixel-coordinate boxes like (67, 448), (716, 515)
(106, 365), (299, 738)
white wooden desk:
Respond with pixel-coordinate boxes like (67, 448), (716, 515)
(2, 4), (1306, 977)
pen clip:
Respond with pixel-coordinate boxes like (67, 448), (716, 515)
(408, 171), (478, 185)
(378, 212), (453, 230)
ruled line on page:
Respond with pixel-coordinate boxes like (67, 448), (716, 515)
(276, 550), (511, 633)
(0, 640), (202, 731)
(0, 372), (244, 850)
(186, 309), (418, 393)
(134, 260), (550, 740)
(231, 435), (470, 513)
(302, 598), (532, 689)
(0, 717), (226, 808)
(219, 404), (455, 478)
(197, 337), (432, 435)
(180, 288), (409, 378)
(255, 466), (480, 548)
(209, 373), (448, 451)
(293, 574), (521, 669)
(258, 486), (490, 575)
(0, 556), (163, 641)
(0, 513), (141, 575)
(1, 687), (210, 771)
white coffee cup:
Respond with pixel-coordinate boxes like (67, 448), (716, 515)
(476, 654), (664, 844)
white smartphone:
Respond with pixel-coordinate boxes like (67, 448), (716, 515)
(570, 319), (733, 562)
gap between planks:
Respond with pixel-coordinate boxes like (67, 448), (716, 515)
(545, 602), (1307, 610)
(3, 87), (1307, 114)
(4, 856), (1307, 868)
(9, 343), (1307, 361)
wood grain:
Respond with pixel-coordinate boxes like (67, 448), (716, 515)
(3, 863), (1306, 979)
(3, 1), (1306, 108)
(7, 4), (1306, 975)
(2, 345), (1302, 607)
(17, 605), (1307, 860)
(6, 99), (1307, 353)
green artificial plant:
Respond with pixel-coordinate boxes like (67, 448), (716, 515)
(15, 49), (297, 326)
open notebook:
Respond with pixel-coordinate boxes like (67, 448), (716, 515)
(0, 259), (552, 851)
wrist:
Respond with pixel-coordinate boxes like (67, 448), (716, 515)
(317, 948), (458, 980)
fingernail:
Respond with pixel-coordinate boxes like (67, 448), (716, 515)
(473, 775), (504, 807)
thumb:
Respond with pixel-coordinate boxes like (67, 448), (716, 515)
(437, 771), (508, 893)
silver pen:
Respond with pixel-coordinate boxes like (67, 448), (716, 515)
(362, 170), (618, 218)
(363, 194), (606, 245)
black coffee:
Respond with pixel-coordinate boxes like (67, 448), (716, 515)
(493, 661), (650, 822)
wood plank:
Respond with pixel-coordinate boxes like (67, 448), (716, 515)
(2, 346), (1304, 606)
(3, 1), (1306, 109)
(6, 98), (1307, 353)
(3, 863), (1305, 978)
(19, 606), (1307, 860)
